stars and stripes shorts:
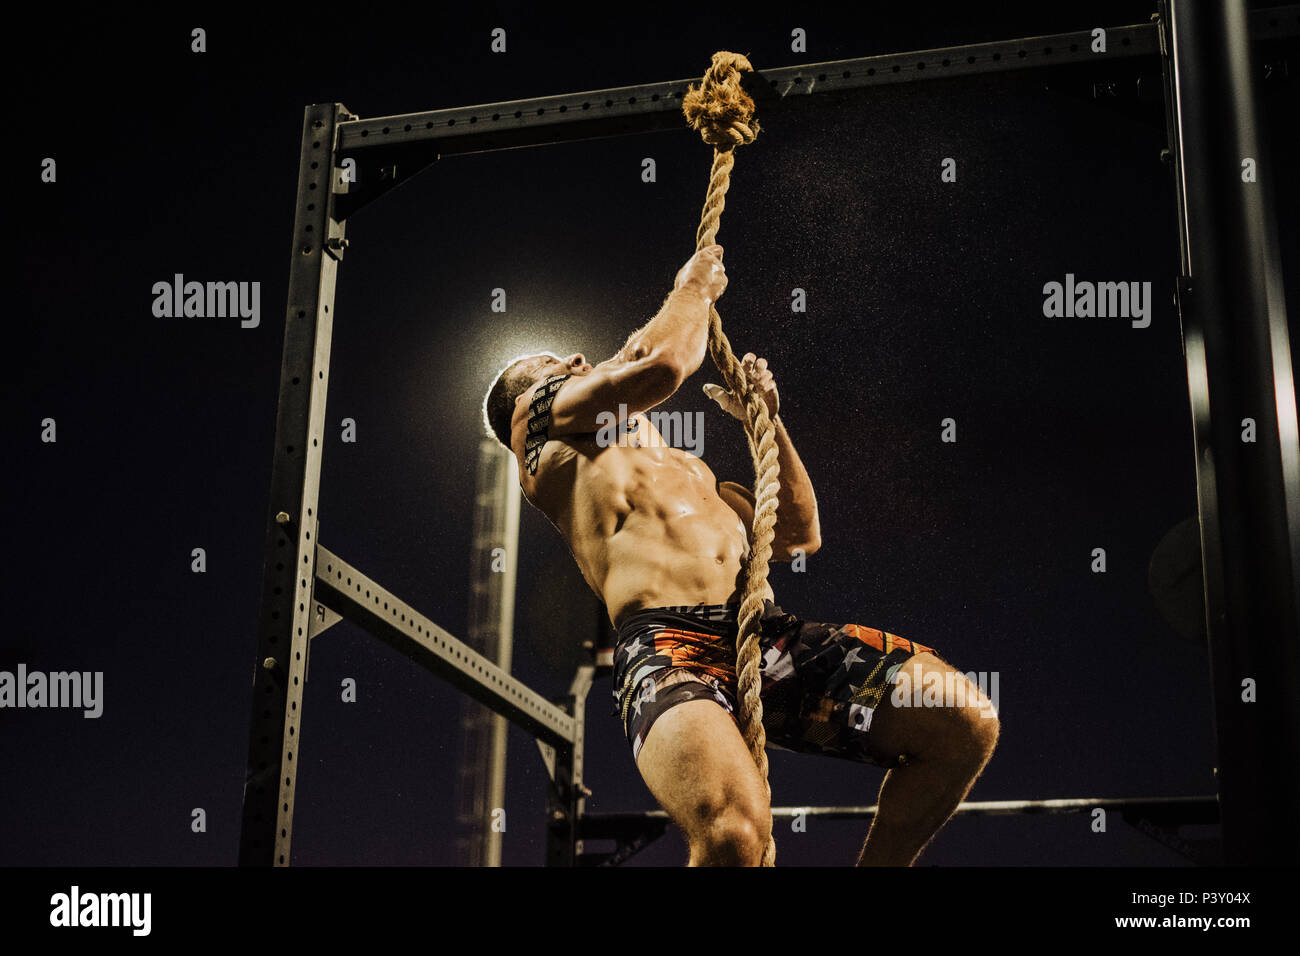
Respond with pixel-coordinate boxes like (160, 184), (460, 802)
(611, 600), (938, 768)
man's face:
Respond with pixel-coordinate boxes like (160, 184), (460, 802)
(518, 352), (593, 386)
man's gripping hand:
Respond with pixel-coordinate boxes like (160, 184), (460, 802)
(703, 353), (779, 421)
(544, 247), (726, 439)
(673, 244), (728, 304)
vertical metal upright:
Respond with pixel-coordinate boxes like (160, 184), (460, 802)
(239, 103), (354, 866)
(544, 662), (593, 866)
(455, 440), (521, 866)
(1162, 1), (1300, 861)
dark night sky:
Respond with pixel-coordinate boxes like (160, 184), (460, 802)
(6, 2), (1296, 867)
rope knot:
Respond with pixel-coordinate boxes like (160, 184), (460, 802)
(682, 51), (760, 149)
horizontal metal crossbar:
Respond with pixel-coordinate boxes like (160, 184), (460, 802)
(579, 795), (1219, 837)
(312, 545), (576, 748)
(336, 6), (1298, 161)
(337, 22), (1163, 158)
(775, 795), (1220, 819)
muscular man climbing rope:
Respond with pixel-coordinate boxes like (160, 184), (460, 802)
(481, 244), (999, 866)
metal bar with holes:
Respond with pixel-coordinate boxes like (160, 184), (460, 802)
(330, 8), (1294, 217)
(238, 102), (351, 868)
(311, 546), (576, 749)
(332, 10), (1293, 163)
(337, 23), (1161, 160)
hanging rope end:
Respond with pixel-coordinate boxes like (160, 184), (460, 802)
(682, 50), (760, 149)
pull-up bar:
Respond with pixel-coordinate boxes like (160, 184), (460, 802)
(340, 23), (1161, 159)
(330, 19), (1173, 218)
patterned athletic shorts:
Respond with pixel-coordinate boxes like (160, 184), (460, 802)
(611, 600), (939, 768)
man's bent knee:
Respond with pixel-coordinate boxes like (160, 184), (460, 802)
(885, 654), (1000, 763)
(691, 805), (769, 866)
(931, 679), (999, 765)
(955, 703), (999, 762)
(686, 786), (770, 866)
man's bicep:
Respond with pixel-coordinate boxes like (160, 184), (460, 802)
(549, 358), (678, 436)
(718, 480), (809, 562)
(717, 480), (755, 527)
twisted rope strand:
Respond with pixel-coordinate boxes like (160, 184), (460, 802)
(683, 51), (778, 868)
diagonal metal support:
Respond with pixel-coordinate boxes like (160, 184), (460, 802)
(312, 545), (575, 749)
(535, 739), (557, 781)
(1120, 802), (1220, 864)
(579, 818), (672, 868)
(307, 599), (342, 640)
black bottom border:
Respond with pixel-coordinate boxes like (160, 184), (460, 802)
(0, 865), (1281, 941)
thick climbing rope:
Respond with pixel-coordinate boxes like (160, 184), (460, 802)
(682, 51), (779, 867)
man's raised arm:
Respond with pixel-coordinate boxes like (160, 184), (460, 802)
(548, 245), (727, 436)
(710, 354), (822, 559)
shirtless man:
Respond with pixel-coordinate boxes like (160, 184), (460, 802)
(481, 245), (999, 866)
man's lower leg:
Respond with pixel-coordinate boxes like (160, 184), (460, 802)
(856, 731), (997, 866)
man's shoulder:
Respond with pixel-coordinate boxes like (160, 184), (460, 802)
(513, 419), (587, 491)
(518, 437), (589, 516)
(509, 374), (572, 468)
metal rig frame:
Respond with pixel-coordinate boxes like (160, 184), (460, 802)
(239, 2), (1300, 866)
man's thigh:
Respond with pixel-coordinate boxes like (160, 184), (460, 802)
(635, 688), (769, 840)
(862, 651), (998, 763)
(755, 609), (944, 767)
